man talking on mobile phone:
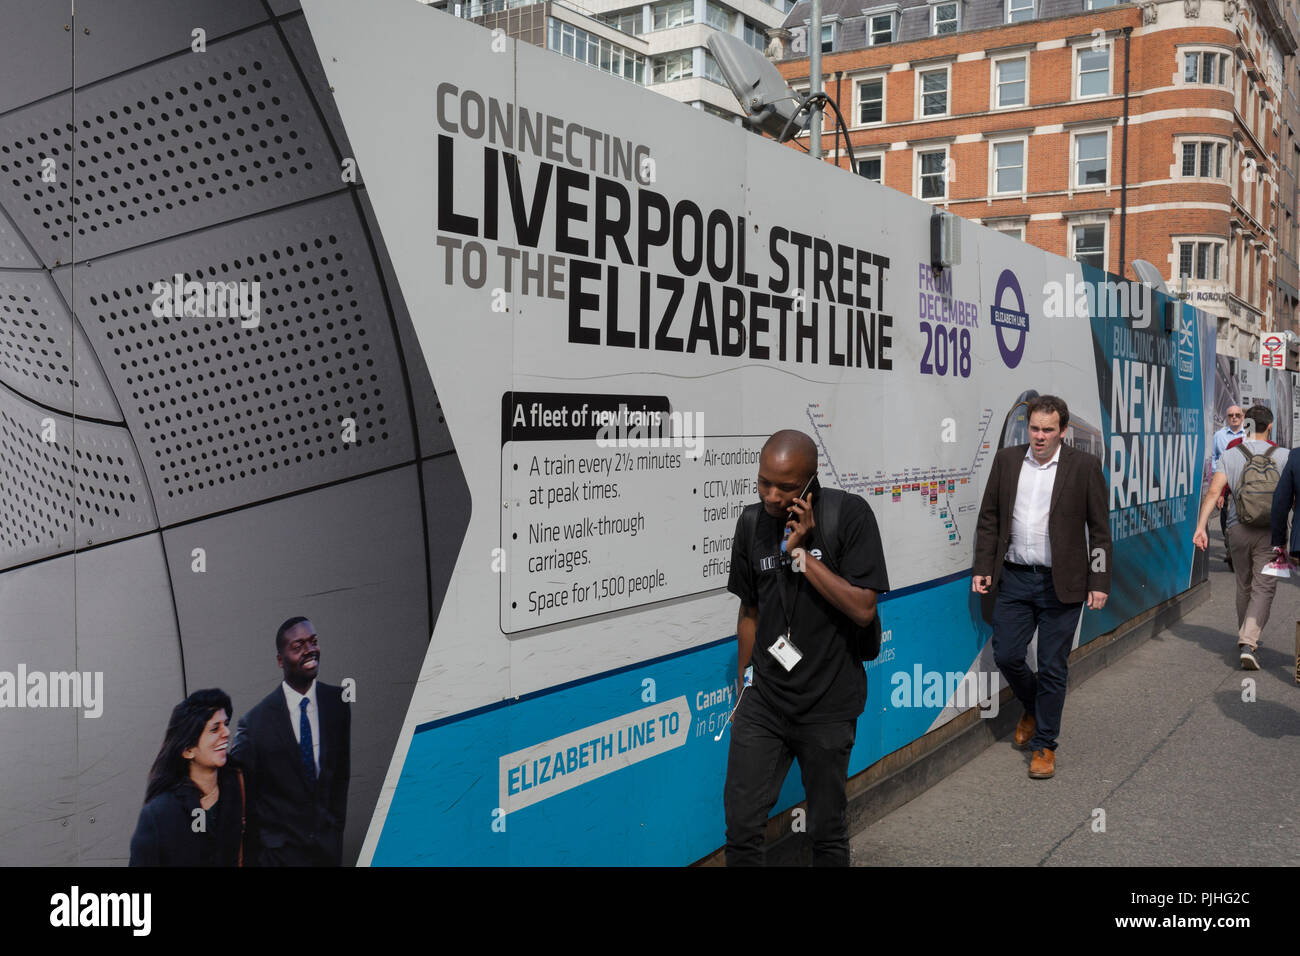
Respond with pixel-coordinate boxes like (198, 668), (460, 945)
(722, 429), (890, 866)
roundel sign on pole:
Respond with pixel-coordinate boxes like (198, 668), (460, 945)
(1261, 332), (1285, 368)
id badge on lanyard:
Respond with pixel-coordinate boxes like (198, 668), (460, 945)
(768, 562), (803, 671)
(767, 630), (804, 671)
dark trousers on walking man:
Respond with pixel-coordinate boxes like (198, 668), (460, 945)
(990, 566), (1083, 755)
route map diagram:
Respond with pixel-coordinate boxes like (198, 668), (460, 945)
(805, 403), (995, 548)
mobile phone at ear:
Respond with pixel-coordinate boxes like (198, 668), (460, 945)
(788, 474), (821, 517)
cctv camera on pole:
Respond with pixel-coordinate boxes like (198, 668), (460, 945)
(707, 31), (855, 170)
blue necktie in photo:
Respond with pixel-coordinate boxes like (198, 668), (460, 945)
(299, 697), (317, 785)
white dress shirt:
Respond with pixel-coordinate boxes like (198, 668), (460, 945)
(1007, 444), (1061, 567)
(282, 679), (320, 773)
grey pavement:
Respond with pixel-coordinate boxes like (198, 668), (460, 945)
(849, 529), (1300, 866)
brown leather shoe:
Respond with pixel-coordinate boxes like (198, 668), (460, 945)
(1013, 712), (1036, 749)
(1028, 748), (1055, 779)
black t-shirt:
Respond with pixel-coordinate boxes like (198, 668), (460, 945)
(727, 491), (890, 722)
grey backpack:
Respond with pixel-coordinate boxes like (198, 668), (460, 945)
(1232, 444), (1281, 528)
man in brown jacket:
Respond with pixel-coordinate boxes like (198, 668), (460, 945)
(972, 395), (1112, 779)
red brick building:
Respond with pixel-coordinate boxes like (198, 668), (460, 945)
(775, 0), (1299, 360)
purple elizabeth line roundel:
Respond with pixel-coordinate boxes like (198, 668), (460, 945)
(990, 269), (1030, 368)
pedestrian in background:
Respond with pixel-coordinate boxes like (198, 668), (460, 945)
(1211, 406), (1248, 569)
(1194, 405), (1288, 670)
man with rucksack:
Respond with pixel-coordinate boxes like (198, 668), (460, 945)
(723, 429), (890, 866)
(1194, 404), (1289, 670)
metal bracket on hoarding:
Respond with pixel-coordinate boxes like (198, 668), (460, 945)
(930, 211), (961, 273)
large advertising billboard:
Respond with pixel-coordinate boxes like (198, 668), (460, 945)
(0, 0), (1213, 866)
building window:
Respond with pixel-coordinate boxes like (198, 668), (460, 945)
(918, 148), (948, 199)
(1086, 0), (1118, 7)
(742, 19), (766, 51)
(1183, 50), (1230, 86)
(993, 140), (1025, 194)
(1074, 131), (1108, 187)
(857, 76), (885, 125)
(820, 22), (835, 52)
(1006, 0), (1034, 23)
(1073, 224), (1107, 270)
(600, 10), (643, 35)
(1178, 239), (1225, 280)
(706, 1), (732, 30)
(858, 155), (883, 182)
(994, 225), (1025, 240)
(994, 56), (1026, 108)
(1077, 46), (1110, 98)
(650, 49), (693, 83)
(1180, 139), (1228, 179)
(919, 67), (949, 117)
(869, 12), (896, 44)
(550, 20), (645, 83)
(652, 0), (693, 30)
(932, 2), (959, 35)
(702, 50), (725, 84)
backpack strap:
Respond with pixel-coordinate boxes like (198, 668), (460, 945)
(815, 487), (844, 572)
(737, 502), (759, 556)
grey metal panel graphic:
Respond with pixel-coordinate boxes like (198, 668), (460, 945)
(0, 24), (340, 267)
(162, 467), (431, 866)
(61, 191), (417, 526)
(71, 0), (270, 91)
(0, 1), (71, 117)
(0, 269), (122, 420)
(0, 553), (77, 865)
(0, 205), (40, 269)
(0, 90), (73, 269)
(0, 387), (156, 571)
(71, 535), (188, 864)
(422, 453), (472, 628)
(0, 0), (468, 865)
(279, 12), (359, 182)
(356, 188), (452, 457)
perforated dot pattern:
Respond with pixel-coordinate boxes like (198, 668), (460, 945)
(0, 271), (122, 420)
(72, 192), (416, 525)
(0, 24), (339, 266)
(0, 389), (156, 571)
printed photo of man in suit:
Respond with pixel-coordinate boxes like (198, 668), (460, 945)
(230, 616), (351, 865)
(972, 394), (1112, 779)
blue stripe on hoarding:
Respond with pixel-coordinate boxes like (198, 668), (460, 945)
(412, 567), (974, 735)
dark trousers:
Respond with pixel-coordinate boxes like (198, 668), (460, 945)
(255, 844), (338, 866)
(723, 685), (857, 866)
(991, 566), (1083, 752)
